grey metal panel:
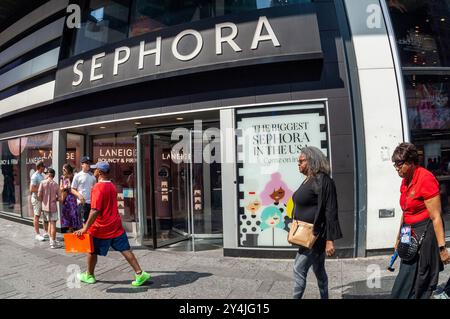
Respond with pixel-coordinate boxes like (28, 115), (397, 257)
(0, 47), (59, 91)
(335, 210), (356, 248)
(0, 17), (65, 68)
(0, 80), (55, 117)
(220, 109), (238, 249)
(335, 0), (368, 257)
(328, 97), (353, 135)
(254, 84), (291, 104)
(0, 0), (68, 47)
(320, 30), (346, 63)
(220, 90), (256, 107)
(333, 172), (355, 212)
(330, 134), (354, 174)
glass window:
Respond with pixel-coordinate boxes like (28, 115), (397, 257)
(404, 74), (450, 131)
(0, 139), (21, 215)
(73, 0), (131, 55)
(66, 133), (85, 173)
(388, 0), (450, 67)
(404, 74), (450, 236)
(130, 0), (311, 37)
(20, 133), (53, 219)
(92, 133), (137, 225)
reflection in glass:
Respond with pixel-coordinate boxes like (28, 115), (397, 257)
(405, 74), (450, 236)
(66, 133), (85, 173)
(20, 133), (53, 218)
(404, 75), (450, 130)
(92, 133), (137, 228)
(0, 139), (21, 215)
(388, 0), (450, 67)
(129, 0), (311, 37)
(73, 0), (131, 55)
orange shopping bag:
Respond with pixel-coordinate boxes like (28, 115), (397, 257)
(64, 233), (94, 253)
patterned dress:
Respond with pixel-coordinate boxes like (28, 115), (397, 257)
(60, 177), (82, 230)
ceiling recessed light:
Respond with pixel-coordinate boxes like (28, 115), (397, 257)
(176, 117), (184, 121)
(441, 18), (446, 22)
(134, 122), (141, 125)
(100, 126), (106, 129)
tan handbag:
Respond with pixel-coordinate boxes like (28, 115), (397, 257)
(288, 219), (318, 249)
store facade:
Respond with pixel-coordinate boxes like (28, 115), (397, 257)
(0, 0), (447, 258)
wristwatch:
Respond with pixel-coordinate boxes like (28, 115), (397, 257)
(439, 246), (447, 252)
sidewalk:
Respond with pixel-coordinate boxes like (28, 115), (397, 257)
(0, 217), (449, 299)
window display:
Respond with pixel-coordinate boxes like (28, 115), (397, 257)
(0, 139), (21, 215)
(236, 102), (328, 247)
(92, 133), (137, 223)
(20, 133), (53, 218)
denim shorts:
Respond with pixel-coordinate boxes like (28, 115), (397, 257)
(93, 231), (130, 256)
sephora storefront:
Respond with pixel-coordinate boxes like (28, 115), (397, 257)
(1, 0), (446, 257)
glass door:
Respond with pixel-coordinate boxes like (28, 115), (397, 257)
(149, 132), (191, 247)
(138, 125), (223, 249)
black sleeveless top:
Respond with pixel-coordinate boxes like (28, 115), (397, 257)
(292, 178), (318, 224)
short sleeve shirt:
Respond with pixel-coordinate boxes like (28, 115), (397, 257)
(71, 171), (96, 204)
(400, 166), (439, 224)
(30, 171), (45, 189)
(88, 181), (124, 239)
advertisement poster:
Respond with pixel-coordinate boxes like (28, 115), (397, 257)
(236, 103), (328, 247)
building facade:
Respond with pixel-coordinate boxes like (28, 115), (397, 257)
(0, 0), (448, 258)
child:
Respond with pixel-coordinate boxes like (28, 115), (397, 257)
(38, 168), (62, 249)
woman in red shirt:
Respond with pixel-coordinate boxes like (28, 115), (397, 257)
(391, 143), (450, 299)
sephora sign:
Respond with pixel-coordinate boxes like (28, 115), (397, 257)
(55, 5), (322, 98)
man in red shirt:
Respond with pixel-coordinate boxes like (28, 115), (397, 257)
(75, 161), (150, 286)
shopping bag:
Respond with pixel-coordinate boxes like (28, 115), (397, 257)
(64, 233), (94, 253)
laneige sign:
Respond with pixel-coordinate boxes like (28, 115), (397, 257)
(55, 5), (322, 98)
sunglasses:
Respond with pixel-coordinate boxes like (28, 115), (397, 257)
(393, 161), (405, 169)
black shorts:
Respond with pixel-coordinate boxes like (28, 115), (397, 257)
(78, 203), (91, 223)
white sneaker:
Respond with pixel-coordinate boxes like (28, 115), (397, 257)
(50, 241), (62, 249)
(42, 232), (49, 239)
(35, 234), (45, 241)
(432, 291), (449, 299)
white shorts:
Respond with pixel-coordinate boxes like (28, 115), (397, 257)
(31, 193), (42, 216)
(42, 211), (58, 222)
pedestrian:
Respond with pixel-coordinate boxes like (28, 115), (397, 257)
(292, 146), (343, 299)
(71, 156), (96, 225)
(390, 142), (450, 299)
(74, 161), (151, 286)
(60, 164), (82, 232)
(30, 161), (49, 241)
(38, 168), (62, 249)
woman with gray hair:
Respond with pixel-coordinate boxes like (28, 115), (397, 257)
(292, 146), (342, 299)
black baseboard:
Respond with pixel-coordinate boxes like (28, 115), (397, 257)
(223, 247), (355, 259)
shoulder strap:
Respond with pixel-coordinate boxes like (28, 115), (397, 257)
(418, 219), (432, 246)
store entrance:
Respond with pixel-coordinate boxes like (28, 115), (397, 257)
(139, 125), (222, 249)
(151, 132), (191, 247)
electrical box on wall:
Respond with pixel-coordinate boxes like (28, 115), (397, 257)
(379, 208), (395, 218)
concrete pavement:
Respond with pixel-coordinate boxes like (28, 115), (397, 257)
(0, 217), (449, 299)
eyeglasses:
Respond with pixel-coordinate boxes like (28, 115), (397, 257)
(393, 161), (405, 169)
